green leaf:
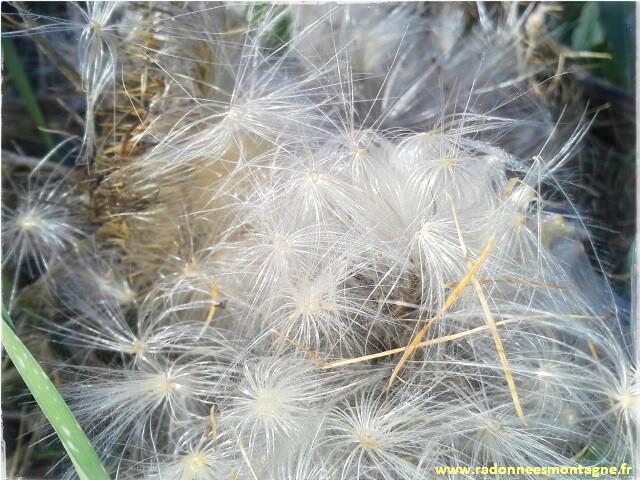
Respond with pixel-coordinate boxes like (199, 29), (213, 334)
(1, 307), (110, 480)
(1, 37), (56, 151)
(571, 2), (605, 51)
(599, 2), (635, 91)
(247, 4), (291, 47)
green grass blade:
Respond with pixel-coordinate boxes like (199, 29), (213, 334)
(2, 37), (56, 151)
(1, 307), (110, 480)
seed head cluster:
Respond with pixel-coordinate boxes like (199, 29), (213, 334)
(2, 3), (637, 480)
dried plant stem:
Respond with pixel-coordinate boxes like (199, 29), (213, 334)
(322, 312), (607, 370)
(471, 276), (527, 424)
(448, 198), (526, 424)
(386, 234), (496, 393)
(233, 429), (259, 480)
(322, 318), (520, 369)
(197, 278), (220, 337)
(444, 278), (567, 290)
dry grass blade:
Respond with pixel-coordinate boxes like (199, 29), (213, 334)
(233, 429), (259, 480)
(386, 234), (496, 394)
(198, 277), (220, 337)
(322, 318), (520, 369)
(322, 311), (607, 370)
(471, 276), (527, 424)
(448, 198), (526, 424)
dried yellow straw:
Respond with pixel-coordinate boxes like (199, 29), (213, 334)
(386, 233), (496, 394)
(322, 313), (604, 370)
(198, 277), (220, 337)
(448, 199), (526, 425)
(323, 318), (518, 369)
